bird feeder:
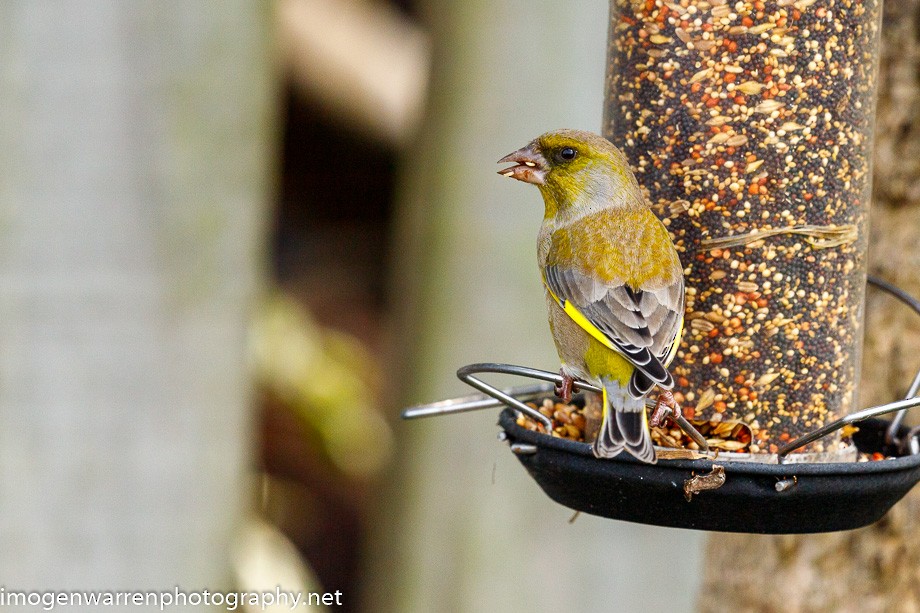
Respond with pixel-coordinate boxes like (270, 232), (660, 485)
(603, 0), (882, 454)
(402, 0), (920, 534)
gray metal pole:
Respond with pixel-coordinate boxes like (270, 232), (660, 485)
(0, 2), (274, 605)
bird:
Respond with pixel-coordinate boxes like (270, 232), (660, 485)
(498, 129), (685, 463)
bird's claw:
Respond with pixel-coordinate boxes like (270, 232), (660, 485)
(650, 389), (683, 428)
(555, 371), (575, 403)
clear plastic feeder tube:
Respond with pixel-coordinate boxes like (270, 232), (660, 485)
(603, 0), (882, 454)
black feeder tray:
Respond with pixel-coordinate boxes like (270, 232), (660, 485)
(402, 277), (920, 534)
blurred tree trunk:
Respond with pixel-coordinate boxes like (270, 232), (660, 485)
(0, 2), (274, 604)
(364, 1), (705, 612)
(700, 2), (920, 611)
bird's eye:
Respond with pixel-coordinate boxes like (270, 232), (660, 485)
(558, 147), (577, 162)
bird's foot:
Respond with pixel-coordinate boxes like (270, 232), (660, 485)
(554, 371), (575, 403)
(650, 389), (682, 429)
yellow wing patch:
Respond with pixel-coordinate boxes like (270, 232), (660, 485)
(664, 316), (684, 367)
(601, 384), (608, 418)
(545, 275), (684, 369)
(543, 280), (615, 351)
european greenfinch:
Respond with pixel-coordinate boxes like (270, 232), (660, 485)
(499, 129), (684, 463)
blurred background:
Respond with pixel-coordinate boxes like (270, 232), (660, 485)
(1, 1), (919, 612)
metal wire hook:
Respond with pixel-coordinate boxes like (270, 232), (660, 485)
(866, 276), (920, 450)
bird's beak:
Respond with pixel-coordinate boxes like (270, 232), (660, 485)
(497, 145), (547, 185)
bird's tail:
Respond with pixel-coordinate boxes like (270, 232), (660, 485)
(593, 377), (656, 463)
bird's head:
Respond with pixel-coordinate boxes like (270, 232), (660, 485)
(498, 129), (640, 219)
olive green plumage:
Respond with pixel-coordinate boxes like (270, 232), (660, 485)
(499, 129), (685, 463)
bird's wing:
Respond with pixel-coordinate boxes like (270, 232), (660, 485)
(543, 264), (683, 389)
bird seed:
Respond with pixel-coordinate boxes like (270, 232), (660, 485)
(603, 0), (882, 452)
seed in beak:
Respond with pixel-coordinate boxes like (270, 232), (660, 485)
(524, 162), (536, 167)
